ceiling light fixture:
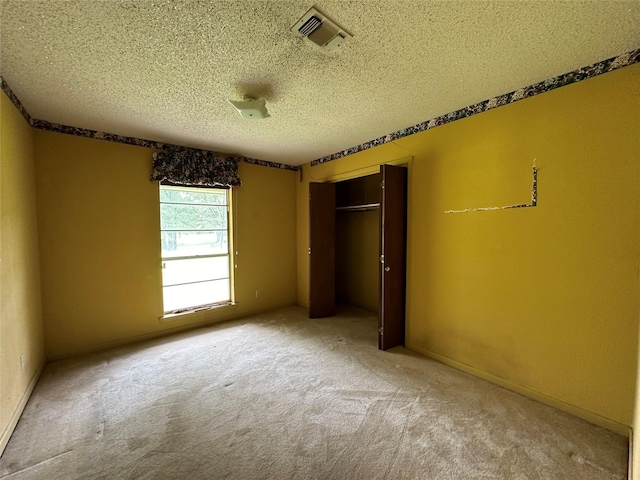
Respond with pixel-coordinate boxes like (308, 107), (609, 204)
(228, 96), (271, 120)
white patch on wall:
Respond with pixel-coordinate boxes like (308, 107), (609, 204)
(444, 160), (538, 214)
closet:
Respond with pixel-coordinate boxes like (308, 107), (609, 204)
(309, 164), (407, 350)
(335, 173), (380, 314)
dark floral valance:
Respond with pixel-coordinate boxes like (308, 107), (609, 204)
(150, 146), (241, 187)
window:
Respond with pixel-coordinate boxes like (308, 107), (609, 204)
(159, 185), (232, 313)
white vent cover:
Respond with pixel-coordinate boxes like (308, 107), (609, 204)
(290, 7), (352, 53)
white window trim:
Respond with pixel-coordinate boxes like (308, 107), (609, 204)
(159, 185), (235, 315)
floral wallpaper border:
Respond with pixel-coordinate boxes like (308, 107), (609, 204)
(0, 78), (299, 172)
(243, 156), (301, 171)
(310, 48), (640, 167)
(3, 47), (638, 171)
(31, 118), (167, 150)
(1, 77), (33, 125)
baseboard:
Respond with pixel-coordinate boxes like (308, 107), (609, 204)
(48, 302), (301, 360)
(0, 359), (45, 457)
(409, 344), (629, 437)
(48, 316), (238, 361)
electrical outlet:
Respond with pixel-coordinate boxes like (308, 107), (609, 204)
(20, 353), (25, 372)
(255, 290), (260, 298)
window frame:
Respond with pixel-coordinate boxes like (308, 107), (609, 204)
(159, 183), (235, 314)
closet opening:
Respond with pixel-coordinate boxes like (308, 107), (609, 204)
(335, 173), (381, 314)
(308, 164), (407, 350)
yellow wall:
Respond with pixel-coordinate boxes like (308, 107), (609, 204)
(0, 93), (45, 452)
(297, 64), (640, 434)
(635, 311), (640, 478)
(34, 130), (297, 358)
(336, 210), (379, 311)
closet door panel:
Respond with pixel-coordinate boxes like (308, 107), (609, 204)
(379, 165), (407, 349)
(309, 182), (336, 318)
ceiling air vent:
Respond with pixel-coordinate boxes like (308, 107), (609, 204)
(290, 7), (352, 53)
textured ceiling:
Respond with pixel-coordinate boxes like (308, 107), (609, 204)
(1, 1), (639, 166)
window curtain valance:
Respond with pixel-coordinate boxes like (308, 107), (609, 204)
(150, 146), (241, 187)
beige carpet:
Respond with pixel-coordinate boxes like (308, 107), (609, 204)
(0, 305), (627, 479)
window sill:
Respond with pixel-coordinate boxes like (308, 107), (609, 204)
(159, 302), (236, 323)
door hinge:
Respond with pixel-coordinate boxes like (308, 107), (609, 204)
(378, 327), (383, 335)
(308, 247), (312, 255)
(380, 254), (384, 264)
(381, 181), (385, 190)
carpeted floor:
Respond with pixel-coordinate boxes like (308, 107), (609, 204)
(0, 305), (628, 479)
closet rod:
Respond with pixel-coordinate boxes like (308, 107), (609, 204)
(336, 203), (380, 212)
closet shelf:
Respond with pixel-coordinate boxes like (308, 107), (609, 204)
(336, 203), (380, 212)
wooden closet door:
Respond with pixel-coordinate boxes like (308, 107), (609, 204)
(309, 182), (336, 318)
(379, 165), (407, 349)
